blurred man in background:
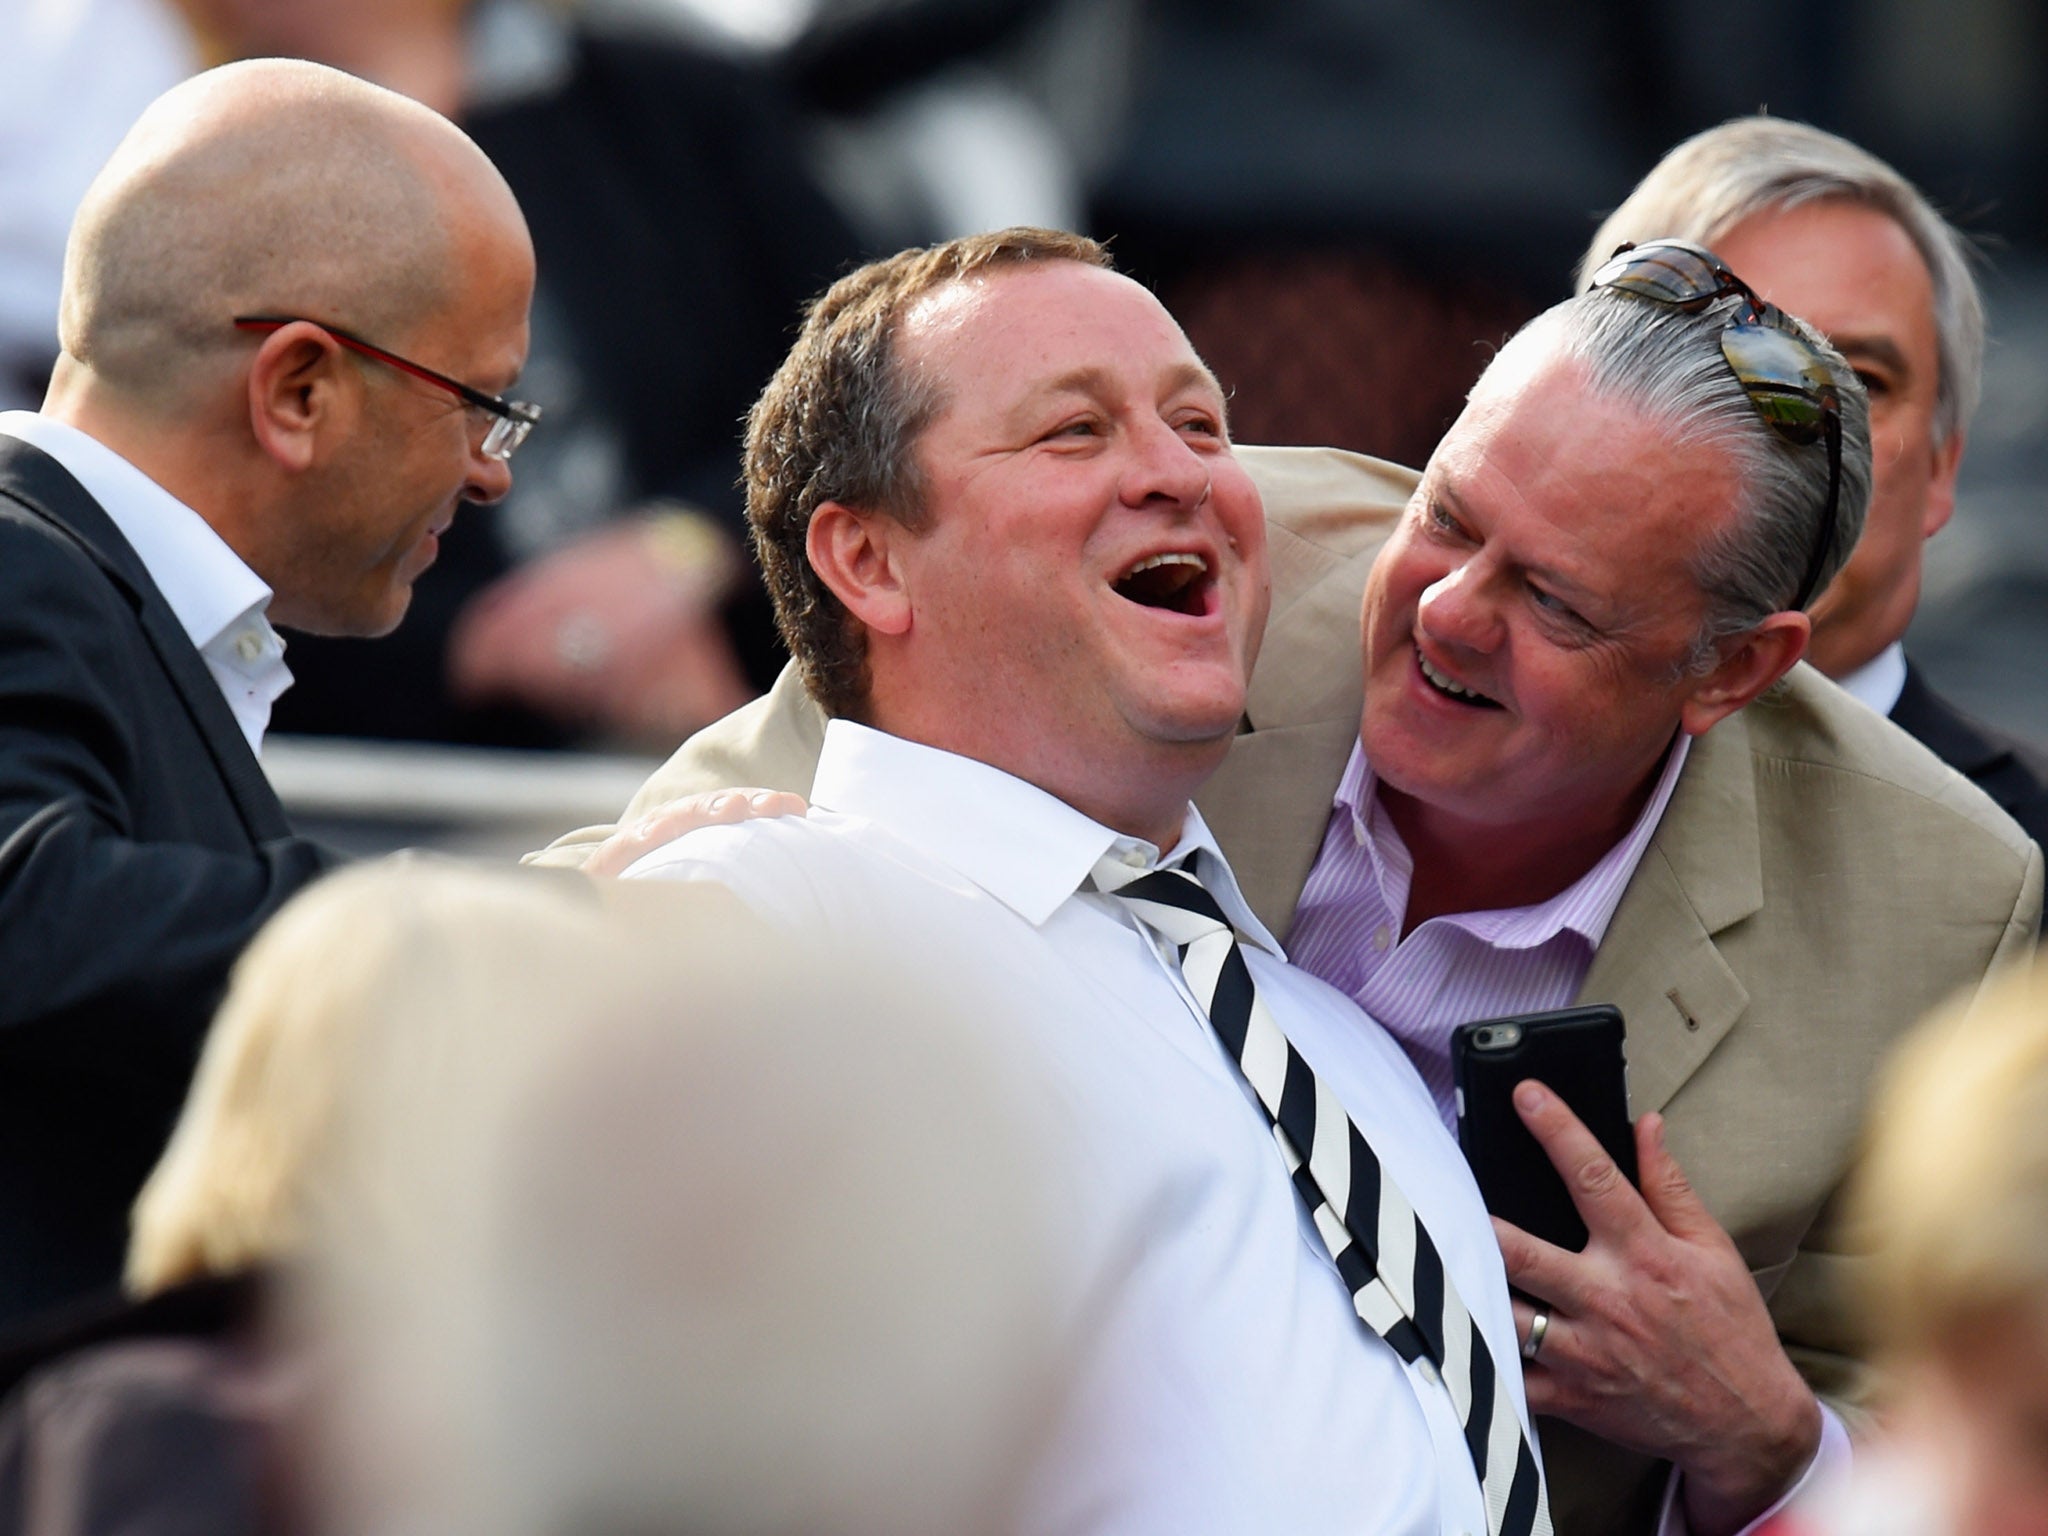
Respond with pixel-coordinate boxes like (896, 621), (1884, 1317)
(1581, 116), (2048, 855)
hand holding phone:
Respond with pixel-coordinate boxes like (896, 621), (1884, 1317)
(1452, 1005), (1636, 1251)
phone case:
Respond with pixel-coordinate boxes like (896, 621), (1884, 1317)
(1452, 1005), (1635, 1252)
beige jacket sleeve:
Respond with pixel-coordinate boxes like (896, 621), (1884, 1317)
(523, 665), (827, 868)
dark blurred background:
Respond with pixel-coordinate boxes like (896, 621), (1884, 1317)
(6, 0), (2043, 841)
(741, 0), (2048, 742)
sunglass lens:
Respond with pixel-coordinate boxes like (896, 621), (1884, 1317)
(1592, 243), (1724, 308)
(1720, 324), (1834, 443)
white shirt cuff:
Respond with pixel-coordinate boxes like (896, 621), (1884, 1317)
(1652, 1403), (1852, 1536)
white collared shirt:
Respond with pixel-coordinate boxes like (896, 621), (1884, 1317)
(1, 411), (290, 755)
(625, 720), (1532, 1536)
(1833, 641), (1909, 719)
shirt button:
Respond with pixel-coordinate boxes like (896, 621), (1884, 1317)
(235, 630), (265, 663)
(1415, 1358), (1440, 1386)
(1372, 924), (1391, 952)
(1120, 848), (1148, 868)
(1351, 817), (1368, 848)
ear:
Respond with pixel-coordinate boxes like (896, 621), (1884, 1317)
(244, 323), (360, 474)
(806, 500), (914, 637)
(1922, 430), (1964, 539)
(1678, 611), (1809, 737)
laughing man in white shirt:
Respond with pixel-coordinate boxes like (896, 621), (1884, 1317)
(624, 229), (1542, 1536)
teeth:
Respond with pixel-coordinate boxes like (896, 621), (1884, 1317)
(1124, 551), (1207, 578)
(1419, 653), (1488, 702)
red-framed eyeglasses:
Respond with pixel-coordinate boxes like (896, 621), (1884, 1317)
(233, 314), (540, 461)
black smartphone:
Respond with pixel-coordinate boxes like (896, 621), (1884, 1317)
(1451, 1004), (1636, 1252)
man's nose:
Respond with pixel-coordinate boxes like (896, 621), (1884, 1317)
(1416, 557), (1503, 653)
(1121, 418), (1212, 508)
(464, 444), (514, 506)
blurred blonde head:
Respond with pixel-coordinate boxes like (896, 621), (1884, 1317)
(126, 855), (609, 1294)
(130, 850), (1078, 1536)
(283, 871), (1080, 1536)
(1836, 958), (2048, 1536)
(1853, 958), (2048, 1357)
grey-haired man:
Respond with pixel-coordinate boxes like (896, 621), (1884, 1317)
(1581, 115), (2048, 856)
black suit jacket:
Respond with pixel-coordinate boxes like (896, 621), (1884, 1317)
(1893, 659), (2048, 864)
(0, 437), (334, 1325)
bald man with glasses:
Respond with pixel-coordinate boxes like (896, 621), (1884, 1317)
(0, 57), (536, 1325)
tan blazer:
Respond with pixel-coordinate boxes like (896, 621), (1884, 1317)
(531, 444), (2045, 1536)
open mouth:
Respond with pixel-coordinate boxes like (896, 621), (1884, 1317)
(1418, 650), (1502, 709)
(1113, 551), (1214, 617)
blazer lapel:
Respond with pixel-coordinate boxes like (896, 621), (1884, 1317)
(1200, 714), (1363, 935)
(1578, 708), (1763, 1115)
(1199, 525), (1376, 936)
(0, 438), (293, 843)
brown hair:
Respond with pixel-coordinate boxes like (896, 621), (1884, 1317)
(745, 226), (1111, 719)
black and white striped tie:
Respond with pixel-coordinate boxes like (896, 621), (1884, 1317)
(1093, 855), (1551, 1536)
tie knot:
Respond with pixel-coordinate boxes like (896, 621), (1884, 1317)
(1089, 855), (1235, 943)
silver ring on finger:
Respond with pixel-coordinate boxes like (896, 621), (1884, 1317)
(1521, 1309), (1550, 1363)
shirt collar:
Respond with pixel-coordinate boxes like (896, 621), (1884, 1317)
(1832, 641), (1908, 718)
(1331, 729), (1691, 951)
(0, 411), (276, 656)
(812, 719), (1286, 957)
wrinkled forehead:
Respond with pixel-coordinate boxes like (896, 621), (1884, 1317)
(1424, 341), (1742, 581)
(1464, 313), (1578, 414)
(1454, 329), (1711, 487)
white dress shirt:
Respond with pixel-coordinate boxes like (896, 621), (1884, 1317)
(626, 720), (1534, 1536)
(1833, 641), (1909, 719)
(1, 411), (289, 755)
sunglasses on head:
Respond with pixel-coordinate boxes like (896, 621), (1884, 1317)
(1588, 239), (1844, 613)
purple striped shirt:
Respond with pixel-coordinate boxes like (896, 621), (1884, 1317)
(1285, 735), (1691, 1130)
